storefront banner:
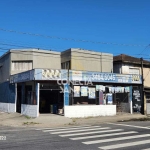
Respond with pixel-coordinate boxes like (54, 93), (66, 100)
(34, 69), (68, 80)
(107, 93), (113, 104)
(88, 88), (96, 99)
(96, 85), (105, 92)
(116, 87), (123, 93)
(69, 70), (82, 81)
(115, 87), (118, 93)
(111, 87), (115, 93)
(10, 70), (34, 83)
(121, 87), (124, 93)
(125, 87), (130, 93)
(96, 85), (100, 91)
(100, 86), (105, 92)
(69, 70), (142, 84)
(109, 87), (112, 93)
(81, 86), (88, 96)
(74, 86), (80, 97)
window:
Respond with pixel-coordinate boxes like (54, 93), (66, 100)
(12, 61), (32, 71)
(129, 68), (140, 74)
(61, 61), (70, 69)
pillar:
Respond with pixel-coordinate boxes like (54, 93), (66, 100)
(36, 83), (40, 117)
(129, 86), (133, 114)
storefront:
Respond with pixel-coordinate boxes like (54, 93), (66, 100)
(63, 70), (142, 117)
(10, 69), (142, 118)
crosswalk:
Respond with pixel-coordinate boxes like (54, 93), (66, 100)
(36, 125), (150, 150)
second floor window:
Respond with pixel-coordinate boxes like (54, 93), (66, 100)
(12, 61), (32, 71)
(61, 61), (70, 69)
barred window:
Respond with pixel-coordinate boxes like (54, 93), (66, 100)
(129, 68), (140, 75)
(12, 61), (32, 71)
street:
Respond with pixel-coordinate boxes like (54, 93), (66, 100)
(0, 121), (150, 150)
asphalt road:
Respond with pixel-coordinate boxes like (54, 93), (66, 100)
(0, 121), (150, 150)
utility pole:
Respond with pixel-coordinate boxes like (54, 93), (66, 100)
(140, 57), (145, 115)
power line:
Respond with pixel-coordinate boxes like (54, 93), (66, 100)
(0, 41), (150, 59)
(0, 42), (61, 52)
(0, 28), (148, 47)
(0, 38), (66, 52)
(0, 41), (149, 56)
(139, 44), (150, 55)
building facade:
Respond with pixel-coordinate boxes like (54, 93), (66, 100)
(0, 49), (143, 118)
(61, 48), (113, 72)
(113, 54), (150, 115)
(0, 49), (61, 113)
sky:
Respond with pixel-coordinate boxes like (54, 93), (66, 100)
(0, 0), (150, 58)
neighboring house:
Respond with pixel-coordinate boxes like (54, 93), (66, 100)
(61, 48), (113, 72)
(113, 54), (150, 114)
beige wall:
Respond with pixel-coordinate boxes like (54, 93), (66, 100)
(114, 63), (150, 88)
(10, 49), (61, 75)
(32, 52), (61, 69)
(114, 63), (142, 74)
(61, 48), (113, 72)
(143, 68), (150, 88)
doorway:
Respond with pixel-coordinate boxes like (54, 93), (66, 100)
(16, 85), (22, 113)
(39, 89), (63, 114)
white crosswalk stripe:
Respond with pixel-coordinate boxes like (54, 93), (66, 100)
(43, 126), (101, 132)
(51, 127), (109, 134)
(35, 125), (91, 130)
(83, 134), (150, 145)
(70, 131), (137, 140)
(59, 128), (118, 137)
(99, 140), (150, 150)
(37, 125), (150, 150)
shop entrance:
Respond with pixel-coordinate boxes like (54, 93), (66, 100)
(39, 89), (63, 114)
(16, 85), (22, 113)
(114, 93), (129, 112)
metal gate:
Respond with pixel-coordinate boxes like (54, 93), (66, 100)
(146, 92), (150, 115)
(114, 93), (129, 112)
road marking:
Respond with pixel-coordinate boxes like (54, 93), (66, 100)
(43, 126), (100, 132)
(0, 129), (35, 132)
(59, 129), (122, 137)
(35, 125), (91, 130)
(83, 134), (150, 145)
(142, 148), (150, 150)
(70, 131), (137, 140)
(107, 122), (150, 129)
(99, 139), (150, 150)
(51, 127), (109, 134)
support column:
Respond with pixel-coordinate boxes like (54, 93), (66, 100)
(144, 93), (147, 115)
(64, 83), (69, 116)
(129, 86), (133, 114)
(15, 83), (17, 112)
(36, 83), (40, 117)
(21, 83), (25, 105)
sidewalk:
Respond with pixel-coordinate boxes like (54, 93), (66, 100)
(0, 111), (148, 128)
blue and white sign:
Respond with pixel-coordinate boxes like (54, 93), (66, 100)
(88, 87), (96, 99)
(34, 69), (68, 80)
(69, 70), (142, 84)
(107, 93), (113, 104)
(10, 70), (34, 83)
